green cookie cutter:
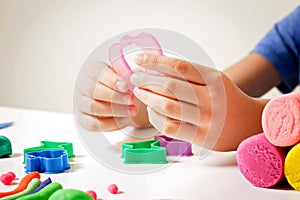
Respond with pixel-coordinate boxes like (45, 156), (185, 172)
(23, 141), (74, 163)
(122, 140), (167, 164)
(0, 136), (12, 157)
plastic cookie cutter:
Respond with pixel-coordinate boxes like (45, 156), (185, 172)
(154, 135), (193, 156)
(25, 149), (70, 174)
(23, 141), (74, 163)
(0, 121), (14, 129)
(121, 140), (167, 164)
(109, 32), (163, 91)
(0, 135), (12, 157)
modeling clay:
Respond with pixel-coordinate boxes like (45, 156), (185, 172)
(154, 135), (193, 156)
(48, 189), (93, 200)
(122, 140), (167, 164)
(262, 92), (300, 146)
(109, 32), (163, 91)
(284, 143), (300, 191)
(25, 150), (70, 174)
(0, 135), (12, 157)
(86, 190), (97, 200)
(0, 121), (13, 129)
(236, 133), (286, 188)
(26, 177), (52, 195)
(16, 182), (63, 200)
(0, 172), (40, 198)
(23, 141), (74, 163)
(108, 184), (118, 194)
(1, 178), (41, 200)
(0, 171), (16, 185)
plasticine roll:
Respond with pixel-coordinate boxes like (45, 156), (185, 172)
(284, 143), (300, 191)
(262, 92), (300, 147)
(236, 133), (287, 188)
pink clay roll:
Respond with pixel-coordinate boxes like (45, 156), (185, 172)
(262, 92), (300, 147)
(236, 133), (287, 188)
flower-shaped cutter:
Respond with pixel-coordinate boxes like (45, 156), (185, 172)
(25, 150), (70, 174)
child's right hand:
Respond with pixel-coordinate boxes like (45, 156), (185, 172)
(74, 61), (140, 132)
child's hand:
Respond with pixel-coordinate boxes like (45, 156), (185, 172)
(131, 54), (268, 151)
(75, 62), (149, 132)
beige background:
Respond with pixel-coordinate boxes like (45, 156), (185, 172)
(0, 0), (298, 113)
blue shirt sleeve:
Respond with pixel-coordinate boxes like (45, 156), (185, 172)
(252, 6), (300, 93)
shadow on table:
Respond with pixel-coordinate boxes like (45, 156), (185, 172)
(0, 153), (22, 159)
(66, 155), (90, 173)
(270, 179), (294, 191)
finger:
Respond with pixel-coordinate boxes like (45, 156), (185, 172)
(135, 53), (216, 84)
(134, 87), (201, 126)
(77, 95), (138, 117)
(93, 82), (134, 104)
(147, 107), (202, 143)
(77, 112), (130, 132)
(130, 71), (210, 105)
(77, 76), (134, 105)
(83, 61), (128, 92)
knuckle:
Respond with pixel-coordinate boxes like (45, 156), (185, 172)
(163, 102), (174, 114)
(87, 85), (96, 98)
(151, 55), (159, 65)
(174, 60), (188, 74)
(87, 100), (96, 114)
(163, 119), (177, 135)
(165, 80), (177, 92)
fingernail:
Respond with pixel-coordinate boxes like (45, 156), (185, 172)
(130, 73), (141, 85)
(133, 87), (140, 95)
(129, 106), (138, 116)
(123, 94), (134, 104)
(146, 106), (151, 113)
(135, 54), (146, 65)
(116, 80), (127, 92)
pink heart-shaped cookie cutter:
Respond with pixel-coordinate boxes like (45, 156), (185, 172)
(108, 32), (163, 91)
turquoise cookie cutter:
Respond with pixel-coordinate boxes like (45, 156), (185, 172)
(0, 136), (12, 157)
(23, 141), (74, 163)
(25, 150), (70, 174)
(121, 140), (167, 164)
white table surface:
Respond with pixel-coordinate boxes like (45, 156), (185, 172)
(0, 106), (300, 200)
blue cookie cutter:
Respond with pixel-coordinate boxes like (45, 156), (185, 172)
(154, 135), (193, 156)
(0, 135), (12, 157)
(25, 150), (70, 174)
(122, 140), (167, 164)
(23, 141), (74, 163)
